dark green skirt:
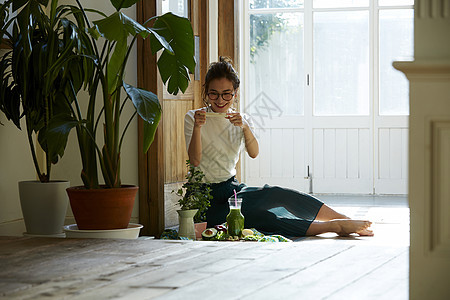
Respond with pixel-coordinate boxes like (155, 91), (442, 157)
(206, 177), (324, 237)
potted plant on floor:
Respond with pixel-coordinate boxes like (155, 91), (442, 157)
(174, 160), (212, 239)
(43, 0), (195, 230)
(0, 0), (93, 236)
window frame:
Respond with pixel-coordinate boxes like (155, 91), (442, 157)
(242, 0), (414, 117)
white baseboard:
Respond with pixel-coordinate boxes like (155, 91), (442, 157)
(0, 219), (26, 236)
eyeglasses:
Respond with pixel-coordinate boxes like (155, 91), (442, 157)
(207, 92), (235, 101)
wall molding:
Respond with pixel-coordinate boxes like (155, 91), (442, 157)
(417, 0), (450, 19)
(393, 60), (450, 78)
(429, 120), (450, 255)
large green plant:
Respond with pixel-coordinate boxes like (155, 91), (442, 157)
(0, 0), (93, 182)
(43, 0), (195, 189)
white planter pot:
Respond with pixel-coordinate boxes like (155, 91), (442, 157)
(18, 181), (69, 236)
(177, 209), (198, 240)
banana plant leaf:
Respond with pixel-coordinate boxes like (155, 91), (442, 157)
(91, 11), (151, 93)
(123, 82), (161, 152)
(148, 13), (195, 95)
(110, 0), (139, 11)
(40, 114), (80, 164)
(12, 0), (48, 13)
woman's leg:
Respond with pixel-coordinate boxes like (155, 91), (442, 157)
(315, 203), (350, 221)
(306, 219), (374, 236)
(239, 185), (374, 237)
(207, 177), (245, 227)
(310, 204), (374, 236)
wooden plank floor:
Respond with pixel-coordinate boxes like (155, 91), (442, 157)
(0, 204), (409, 300)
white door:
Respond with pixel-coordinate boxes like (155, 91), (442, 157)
(244, 10), (308, 192)
(241, 0), (412, 194)
(310, 8), (372, 193)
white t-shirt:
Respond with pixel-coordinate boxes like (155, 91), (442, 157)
(184, 107), (255, 183)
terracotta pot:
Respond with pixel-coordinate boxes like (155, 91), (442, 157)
(67, 185), (138, 230)
(194, 222), (207, 240)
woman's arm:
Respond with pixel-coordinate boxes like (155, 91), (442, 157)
(188, 126), (202, 166)
(187, 110), (206, 166)
(242, 123), (259, 158)
(227, 113), (259, 158)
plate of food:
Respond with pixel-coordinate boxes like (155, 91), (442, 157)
(205, 112), (227, 118)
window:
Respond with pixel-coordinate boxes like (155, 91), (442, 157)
(243, 0), (414, 194)
(161, 0), (188, 17)
(379, 9), (414, 115)
(314, 11), (369, 116)
(245, 0), (414, 117)
(249, 12), (305, 115)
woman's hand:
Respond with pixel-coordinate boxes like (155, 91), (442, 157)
(226, 112), (248, 129)
(194, 110), (206, 128)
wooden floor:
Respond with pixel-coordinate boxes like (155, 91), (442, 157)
(0, 196), (409, 300)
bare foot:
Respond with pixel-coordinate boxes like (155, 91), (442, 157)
(357, 228), (374, 236)
(331, 219), (373, 237)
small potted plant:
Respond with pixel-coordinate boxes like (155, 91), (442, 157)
(174, 160), (212, 239)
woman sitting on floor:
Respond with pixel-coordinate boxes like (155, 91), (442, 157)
(184, 56), (373, 237)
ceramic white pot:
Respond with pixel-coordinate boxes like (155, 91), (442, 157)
(177, 209), (198, 240)
(18, 181), (69, 236)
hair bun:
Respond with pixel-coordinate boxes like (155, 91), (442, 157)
(219, 56), (233, 65)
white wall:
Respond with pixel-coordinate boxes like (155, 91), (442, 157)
(0, 113), (35, 235)
(0, 0), (139, 235)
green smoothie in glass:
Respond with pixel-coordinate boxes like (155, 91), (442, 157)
(226, 198), (244, 237)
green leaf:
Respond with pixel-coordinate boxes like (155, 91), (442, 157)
(148, 28), (173, 55)
(12, 0), (27, 12)
(88, 25), (101, 40)
(157, 50), (190, 95)
(0, 85), (21, 129)
(143, 116), (160, 154)
(93, 12), (151, 92)
(107, 34), (127, 93)
(38, 114), (79, 163)
(37, 0), (49, 6)
(93, 11), (150, 42)
(147, 13), (195, 95)
(110, 0), (140, 11)
(123, 82), (161, 152)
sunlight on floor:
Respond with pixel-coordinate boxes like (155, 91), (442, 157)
(312, 206), (410, 247)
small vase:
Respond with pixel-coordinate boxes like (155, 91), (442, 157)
(195, 222), (208, 239)
(177, 209), (198, 240)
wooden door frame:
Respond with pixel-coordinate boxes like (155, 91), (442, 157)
(218, 0), (235, 60)
(137, 0), (164, 237)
